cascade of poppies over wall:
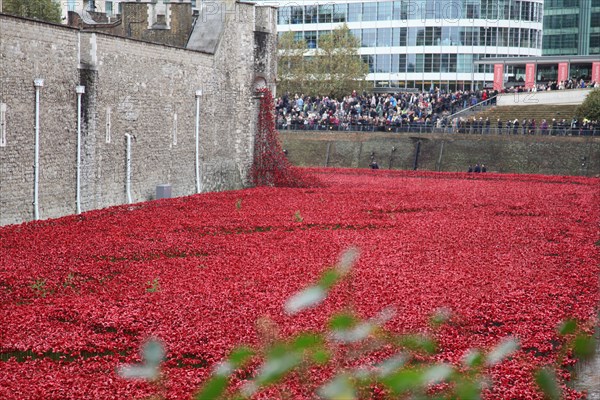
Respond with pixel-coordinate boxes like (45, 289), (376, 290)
(249, 87), (310, 187)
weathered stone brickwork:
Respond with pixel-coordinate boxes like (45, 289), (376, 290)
(0, 3), (277, 226)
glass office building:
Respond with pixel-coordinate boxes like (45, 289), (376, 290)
(542, 0), (600, 55)
(269, 0), (543, 90)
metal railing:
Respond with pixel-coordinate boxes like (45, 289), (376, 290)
(276, 121), (599, 136)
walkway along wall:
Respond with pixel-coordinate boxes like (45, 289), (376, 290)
(281, 131), (600, 176)
(0, 6), (278, 226)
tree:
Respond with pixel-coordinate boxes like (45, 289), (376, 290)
(575, 88), (600, 121)
(276, 31), (309, 96)
(277, 24), (369, 99)
(304, 24), (369, 99)
(3, 0), (62, 24)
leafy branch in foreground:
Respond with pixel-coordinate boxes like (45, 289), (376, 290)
(194, 247), (521, 399)
(534, 319), (597, 399)
(117, 248), (596, 399)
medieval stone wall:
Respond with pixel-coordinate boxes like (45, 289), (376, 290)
(0, 3), (277, 226)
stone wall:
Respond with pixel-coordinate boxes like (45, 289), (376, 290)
(0, 4), (277, 226)
(281, 131), (600, 176)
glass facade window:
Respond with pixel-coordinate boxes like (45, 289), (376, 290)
(362, 55), (375, 73)
(378, 1), (393, 20)
(305, 6), (317, 24)
(305, 31), (317, 48)
(393, 27), (407, 46)
(362, 28), (377, 47)
(290, 6), (303, 24)
(363, 2), (378, 21)
(376, 54), (391, 72)
(333, 4), (347, 22)
(348, 3), (362, 22)
(318, 5), (332, 23)
(441, 27), (460, 45)
(378, 28), (392, 46)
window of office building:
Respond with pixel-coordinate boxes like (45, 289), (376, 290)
(378, 28), (392, 46)
(278, 6), (291, 24)
(415, 54), (424, 72)
(441, 27), (460, 46)
(391, 54), (407, 72)
(318, 5), (332, 23)
(362, 55), (375, 73)
(305, 31), (317, 48)
(363, 2), (378, 21)
(407, 27), (418, 46)
(348, 3), (362, 22)
(457, 54), (474, 72)
(305, 6), (317, 24)
(378, 1), (393, 20)
(407, 54), (416, 72)
(333, 4), (347, 22)
(362, 29), (377, 47)
(290, 6), (303, 24)
(425, 27), (442, 46)
(376, 54), (391, 72)
(393, 27), (407, 46)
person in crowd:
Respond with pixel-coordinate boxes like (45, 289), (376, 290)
(481, 164), (487, 172)
(468, 165), (473, 173)
(497, 118), (503, 135)
(540, 119), (548, 135)
(474, 163), (481, 173)
(370, 160), (380, 169)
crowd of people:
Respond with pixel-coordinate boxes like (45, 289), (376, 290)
(275, 88), (495, 133)
(450, 116), (599, 136)
(274, 81), (598, 135)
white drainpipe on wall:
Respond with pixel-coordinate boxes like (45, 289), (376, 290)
(33, 79), (44, 220)
(125, 134), (133, 204)
(76, 85), (85, 214)
(195, 89), (202, 193)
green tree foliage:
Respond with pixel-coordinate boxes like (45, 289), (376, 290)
(304, 24), (369, 99)
(277, 24), (369, 98)
(2, 0), (62, 24)
(277, 30), (308, 97)
(575, 88), (600, 121)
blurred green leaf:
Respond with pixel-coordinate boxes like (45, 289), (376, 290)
(255, 352), (302, 386)
(292, 333), (322, 351)
(486, 337), (520, 366)
(382, 369), (423, 394)
(318, 375), (357, 400)
(329, 312), (357, 330)
(462, 349), (484, 369)
(319, 269), (341, 290)
(376, 353), (408, 377)
(312, 349), (330, 365)
(429, 307), (452, 327)
(534, 367), (561, 400)
(229, 346), (254, 366)
(284, 286), (327, 315)
(421, 364), (454, 385)
(558, 319), (577, 336)
(194, 376), (228, 400)
(573, 334), (596, 359)
(455, 378), (482, 400)
(399, 334), (437, 354)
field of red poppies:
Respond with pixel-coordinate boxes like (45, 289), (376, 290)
(0, 168), (598, 399)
